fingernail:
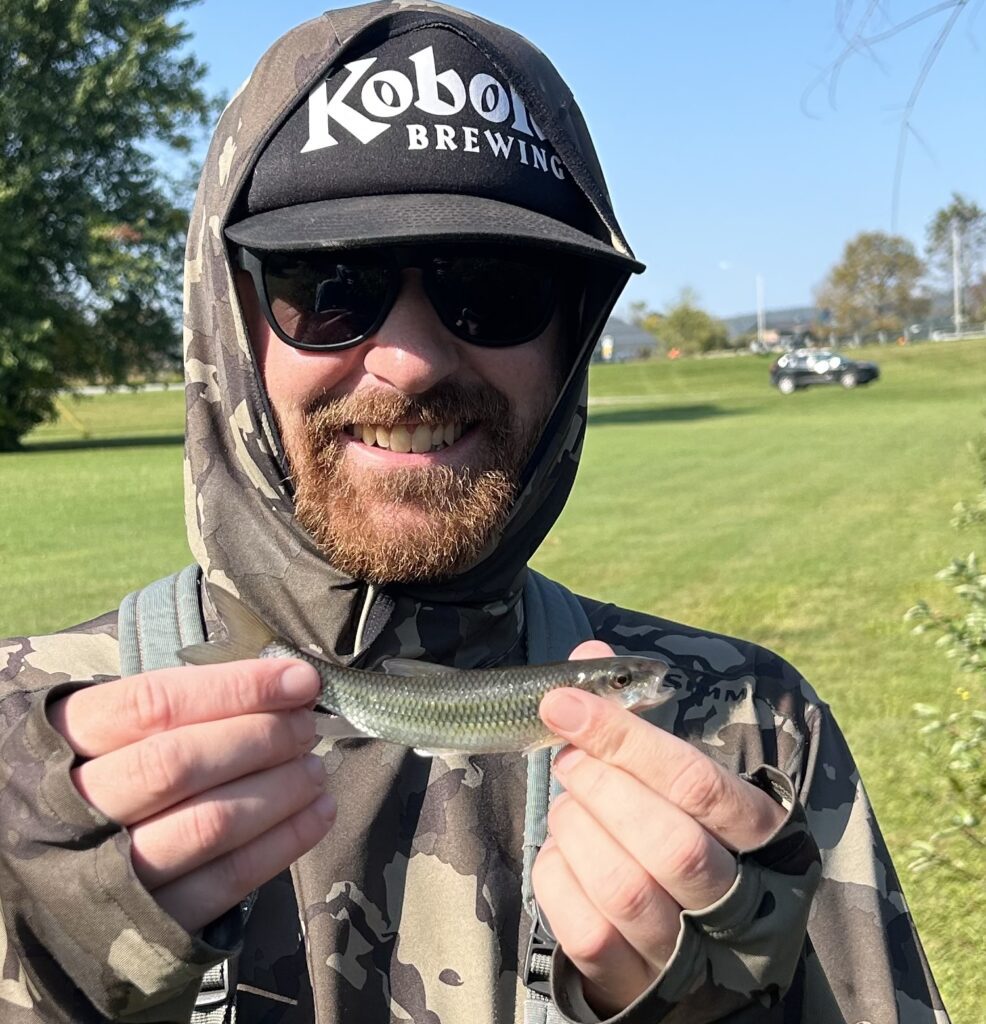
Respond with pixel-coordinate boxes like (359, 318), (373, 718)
(313, 792), (337, 821)
(542, 691), (589, 734)
(303, 753), (324, 783)
(280, 663), (320, 701)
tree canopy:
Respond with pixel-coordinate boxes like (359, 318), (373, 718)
(816, 231), (929, 339)
(0, 0), (218, 449)
(630, 290), (731, 356)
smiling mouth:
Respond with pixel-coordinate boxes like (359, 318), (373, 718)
(342, 421), (467, 454)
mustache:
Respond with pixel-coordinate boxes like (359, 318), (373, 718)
(302, 381), (511, 432)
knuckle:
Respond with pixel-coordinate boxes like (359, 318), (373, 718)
(125, 676), (176, 736)
(182, 800), (229, 855)
(564, 920), (619, 964)
(664, 824), (715, 880)
(129, 734), (183, 802)
(667, 757), (728, 821)
(592, 716), (631, 763)
(597, 865), (660, 924)
(224, 663), (270, 716)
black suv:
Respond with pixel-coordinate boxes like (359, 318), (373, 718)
(769, 349), (879, 395)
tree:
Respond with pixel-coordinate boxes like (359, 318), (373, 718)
(926, 193), (986, 328)
(635, 289), (728, 356)
(628, 300), (666, 346)
(0, 0), (219, 449)
(816, 231), (929, 340)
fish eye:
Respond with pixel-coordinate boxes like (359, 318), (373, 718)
(610, 671), (631, 690)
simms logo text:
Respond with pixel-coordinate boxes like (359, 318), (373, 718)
(301, 45), (565, 179)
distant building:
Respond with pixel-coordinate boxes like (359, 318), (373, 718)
(723, 306), (823, 346)
(593, 317), (659, 362)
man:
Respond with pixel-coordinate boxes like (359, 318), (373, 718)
(0, 3), (947, 1023)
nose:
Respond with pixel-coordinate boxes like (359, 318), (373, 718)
(361, 270), (460, 394)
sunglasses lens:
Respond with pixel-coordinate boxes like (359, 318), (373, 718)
(264, 255), (392, 348)
(428, 253), (558, 346)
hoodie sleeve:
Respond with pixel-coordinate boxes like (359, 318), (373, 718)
(548, 704), (950, 1024)
(0, 630), (243, 1024)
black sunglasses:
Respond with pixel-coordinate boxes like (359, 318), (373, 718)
(235, 244), (571, 351)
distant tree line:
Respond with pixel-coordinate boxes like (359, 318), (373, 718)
(629, 193), (986, 355)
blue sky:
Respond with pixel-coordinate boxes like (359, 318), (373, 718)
(177, 1), (986, 319)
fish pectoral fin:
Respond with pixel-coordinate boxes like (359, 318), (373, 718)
(520, 734), (564, 756)
(313, 712), (371, 742)
(381, 656), (456, 677)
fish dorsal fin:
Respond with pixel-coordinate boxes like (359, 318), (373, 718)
(381, 656), (456, 677)
(179, 587), (277, 666)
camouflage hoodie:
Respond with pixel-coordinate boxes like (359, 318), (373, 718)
(0, 3), (949, 1023)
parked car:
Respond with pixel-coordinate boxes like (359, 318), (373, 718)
(769, 349), (879, 395)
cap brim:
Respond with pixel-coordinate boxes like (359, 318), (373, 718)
(224, 193), (644, 273)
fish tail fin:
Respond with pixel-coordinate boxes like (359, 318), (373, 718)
(179, 587), (278, 666)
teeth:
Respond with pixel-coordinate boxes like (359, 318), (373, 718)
(348, 422), (464, 452)
(390, 424), (412, 454)
(410, 424), (432, 454)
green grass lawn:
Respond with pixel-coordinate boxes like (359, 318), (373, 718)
(2, 344), (985, 1018)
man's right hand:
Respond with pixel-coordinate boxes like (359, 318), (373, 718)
(47, 659), (335, 933)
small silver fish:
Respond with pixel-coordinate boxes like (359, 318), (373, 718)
(180, 588), (672, 755)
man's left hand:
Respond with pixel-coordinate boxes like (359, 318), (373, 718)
(532, 641), (787, 1017)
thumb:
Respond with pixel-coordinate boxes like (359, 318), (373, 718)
(568, 639), (616, 661)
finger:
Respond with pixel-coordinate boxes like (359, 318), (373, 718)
(152, 793), (337, 933)
(532, 837), (652, 1017)
(50, 659), (320, 759)
(130, 753), (330, 890)
(540, 688), (786, 851)
(569, 640), (616, 660)
(548, 791), (681, 967)
(72, 709), (316, 825)
(553, 749), (735, 911)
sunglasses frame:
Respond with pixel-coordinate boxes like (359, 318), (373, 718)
(234, 243), (570, 353)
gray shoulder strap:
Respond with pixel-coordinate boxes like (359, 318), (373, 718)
(522, 570), (594, 1021)
(118, 565), (234, 1024)
(118, 564), (205, 677)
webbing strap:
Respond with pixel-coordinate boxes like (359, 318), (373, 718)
(118, 565), (234, 1024)
(118, 564), (204, 676)
(522, 571), (594, 1021)
(191, 962), (231, 1024)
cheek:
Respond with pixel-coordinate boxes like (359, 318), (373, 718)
(469, 321), (563, 415)
(236, 268), (355, 414)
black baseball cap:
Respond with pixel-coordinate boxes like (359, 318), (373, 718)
(225, 24), (644, 272)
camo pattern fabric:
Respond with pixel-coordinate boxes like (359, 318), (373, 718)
(0, 1), (949, 1022)
(0, 601), (949, 1022)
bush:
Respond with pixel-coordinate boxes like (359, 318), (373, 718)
(905, 432), (986, 877)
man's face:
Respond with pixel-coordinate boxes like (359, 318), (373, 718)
(239, 263), (563, 584)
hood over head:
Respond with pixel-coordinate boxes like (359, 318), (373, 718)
(183, 0), (643, 666)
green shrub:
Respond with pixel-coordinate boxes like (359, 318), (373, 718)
(905, 432), (986, 877)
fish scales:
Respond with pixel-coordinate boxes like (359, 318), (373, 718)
(181, 589), (672, 755)
(269, 643), (635, 752)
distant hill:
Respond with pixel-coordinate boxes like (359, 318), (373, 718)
(724, 291), (977, 341)
(723, 306), (821, 340)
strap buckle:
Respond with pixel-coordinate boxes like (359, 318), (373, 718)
(194, 961), (231, 1010)
(523, 904), (557, 999)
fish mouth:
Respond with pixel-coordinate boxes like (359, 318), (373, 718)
(342, 420), (472, 454)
